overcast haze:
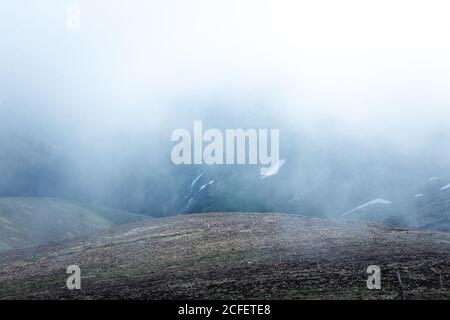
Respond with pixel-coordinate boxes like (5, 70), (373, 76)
(1, 0), (450, 217)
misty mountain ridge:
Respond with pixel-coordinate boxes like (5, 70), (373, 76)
(338, 177), (450, 231)
(1, 133), (449, 232)
(0, 197), (147, 252)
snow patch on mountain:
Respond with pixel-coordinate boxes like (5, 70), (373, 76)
(260, 159), (286, 179)
(191, 173), (203, 188)
(342, 199), (392, 217)
(199, 180), (215, 191)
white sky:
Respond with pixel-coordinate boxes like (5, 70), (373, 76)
(1, 0), (450, 148)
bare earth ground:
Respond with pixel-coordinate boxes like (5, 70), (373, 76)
(0, 213), (449, 300)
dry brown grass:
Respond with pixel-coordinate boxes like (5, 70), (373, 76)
(0, 213), (449, 300)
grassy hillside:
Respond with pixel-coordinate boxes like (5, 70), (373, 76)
(0, 197), (147, 252)
(0, 213), (449, 299)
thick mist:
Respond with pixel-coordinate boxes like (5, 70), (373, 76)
(1, 0), (450, 219)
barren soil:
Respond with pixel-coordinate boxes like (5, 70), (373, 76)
(0, 213), (449, 300)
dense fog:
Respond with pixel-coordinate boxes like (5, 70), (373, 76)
(1, 1), (450, 220)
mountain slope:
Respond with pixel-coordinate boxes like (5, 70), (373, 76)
(0, 213), (449, 299)
(0, 197), (147, 252)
